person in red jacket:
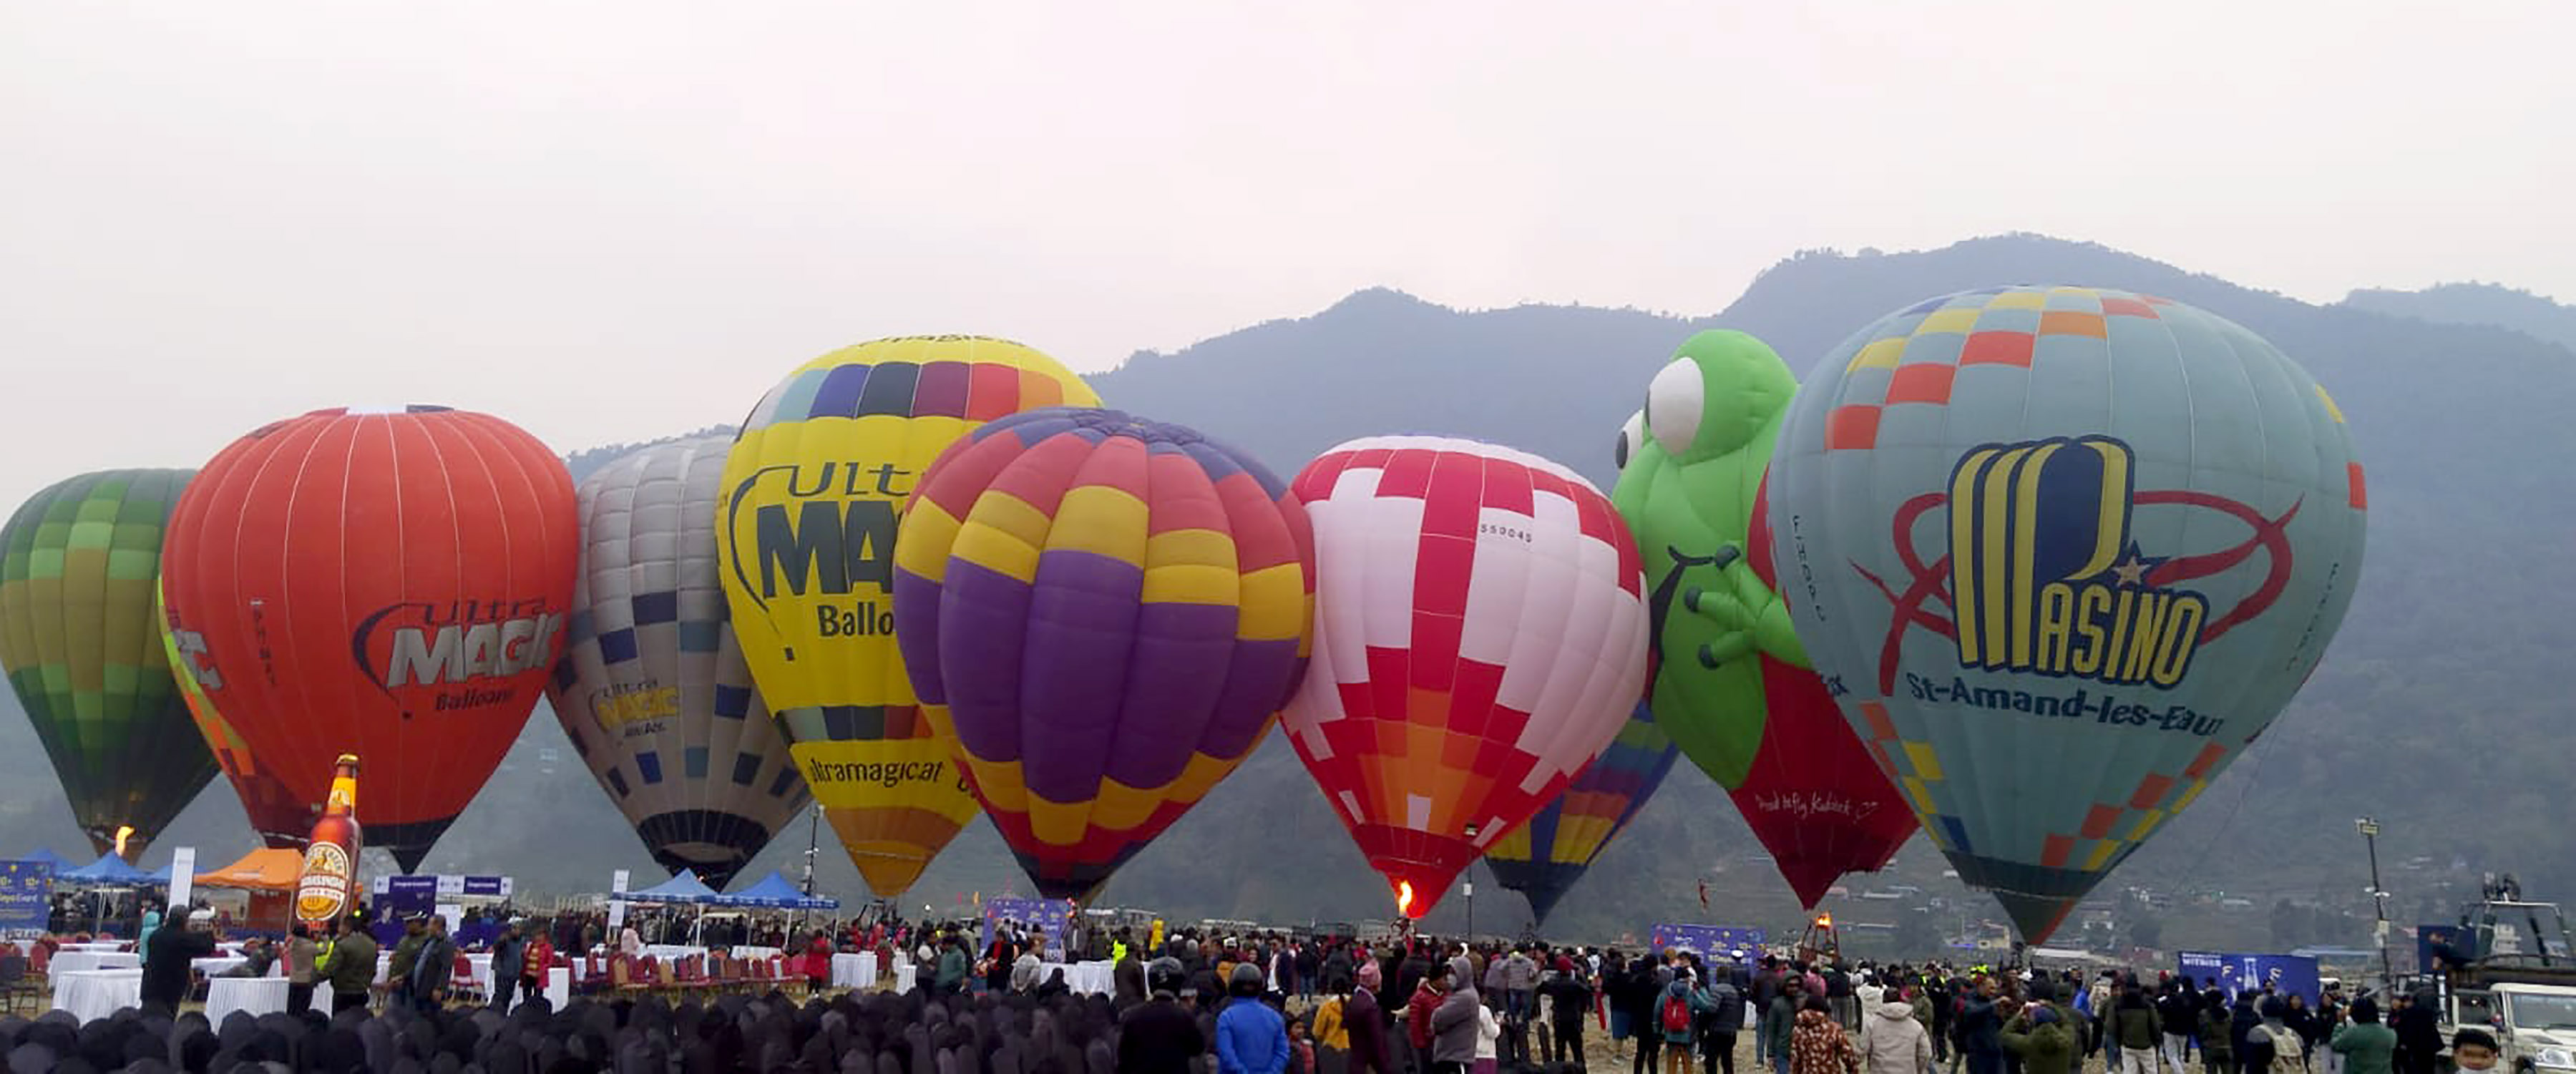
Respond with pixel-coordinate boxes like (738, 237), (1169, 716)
(804, 930), (833, 991)
(522, 932), (556, 1005)
(1409, 960), (1453, 1074)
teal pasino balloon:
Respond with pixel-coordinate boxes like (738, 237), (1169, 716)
(1763, 286), (2367, 942)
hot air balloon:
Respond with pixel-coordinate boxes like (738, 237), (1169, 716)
(1481, 700), (1679, 924)
(0, 470), (218, 860)
(1766, 285), (2367, 941)
(1609, 331), (1916, 906)
(160, 406), (578, 870)
(548, 437), (812, 890)
(1284, 436), (1649, 919)
(718, 336), (1101, 898)
(889, 408), (1313, 901)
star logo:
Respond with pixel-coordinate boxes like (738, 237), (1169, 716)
(2107, 543), (2164, 587)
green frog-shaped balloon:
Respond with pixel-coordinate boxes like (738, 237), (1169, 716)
(1611, 329), (1915, 906)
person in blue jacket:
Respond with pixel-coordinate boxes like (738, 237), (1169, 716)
(1216, 962), (1292, 1074)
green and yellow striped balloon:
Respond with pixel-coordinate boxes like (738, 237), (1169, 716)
(0, 469), (218, 861)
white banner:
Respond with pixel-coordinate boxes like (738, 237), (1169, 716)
(167, 847), (195, 910)
(608, 869), (630, 930)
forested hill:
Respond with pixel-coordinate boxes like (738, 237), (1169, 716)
(6, 235), (2567, 952)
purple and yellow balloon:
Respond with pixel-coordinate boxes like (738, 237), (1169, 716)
(891, 408), (1315, 902)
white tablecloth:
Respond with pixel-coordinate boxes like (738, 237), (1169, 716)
(50, 968), (141, 1022)
(490, 965), (570, 1012)
(731, 945), (781, 960)
(205, 976), (291, 1022)
(830, 952), (878, 988)
(639, 944), (704, 962)
(895, 964), (916, 992)
(57, 942), (127, 952)
(192, 955), (259, 977)
(1037, 960), (1115, 996)
(51, 950), (140, 975)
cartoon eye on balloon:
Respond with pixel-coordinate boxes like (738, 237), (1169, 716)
(1614, 411), (1646, 474)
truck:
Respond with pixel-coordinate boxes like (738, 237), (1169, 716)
(2431, 877), (2576, 1074)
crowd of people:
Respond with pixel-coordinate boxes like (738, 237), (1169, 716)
(13, 904), (2516, 1074)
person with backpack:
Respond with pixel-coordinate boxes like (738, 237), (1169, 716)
(2201, 990), (2239, 1074)
(1661, 972), (1701, 1074)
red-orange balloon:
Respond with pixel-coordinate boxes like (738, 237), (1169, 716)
(160, 406), (577, 870)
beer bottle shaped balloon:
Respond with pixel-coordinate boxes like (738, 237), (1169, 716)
(296, 754), (363, 927)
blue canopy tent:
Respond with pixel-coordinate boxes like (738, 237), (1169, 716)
(19, 849), (74, 873)
(58, 853), (162, 937)
(61, 854), (155, 885)
(715, 872), (839, 911)
(624, 871), (719, 905)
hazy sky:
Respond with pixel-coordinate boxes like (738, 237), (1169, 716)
(5, 1), (2567, 512)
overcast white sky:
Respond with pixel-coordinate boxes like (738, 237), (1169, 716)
(4, 0), (2567, 512)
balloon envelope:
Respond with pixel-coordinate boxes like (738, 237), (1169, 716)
(160, 406), (578, 869)
(1482, 700), (1678, 924)
(1284, 436), (1649, 919)
(1766, 286), (2367, 940)
(1610, 331), (1916, 907)
(549, 437), (812, 891)
(0, 469), (218, 859)
(892, 408), (1313, 900)
(717, 336), (1101, 898)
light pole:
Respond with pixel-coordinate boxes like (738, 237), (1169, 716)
(1463, 823), (1480, 944)
(802, 803), (822, 895)
(2358, 816), (2395, 995)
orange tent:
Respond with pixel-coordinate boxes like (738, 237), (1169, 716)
(194, 849), (301, 892)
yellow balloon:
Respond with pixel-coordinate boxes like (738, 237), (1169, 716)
(717, 336), (1100, 897)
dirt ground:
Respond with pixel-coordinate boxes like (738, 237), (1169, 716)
(1541, 1022), (2128, 1074)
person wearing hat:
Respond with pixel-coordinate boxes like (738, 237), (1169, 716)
(1121, 955), (1206, 1074)
(407, 912), (457, 1012)
(321, 911), (380, 1015)
(490, 918), (527, 1012)
(1348, 958), (1395, 1074)
(1216, 962), (1292, 1074)
(384, 913), (429, 1007)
